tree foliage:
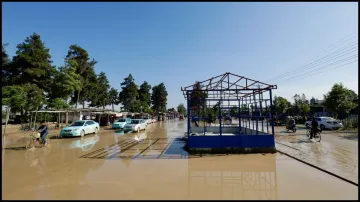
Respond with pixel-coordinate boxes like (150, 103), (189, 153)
(47, 98), (70, 110)
(9, 33), (56, 92)
(177, 104), (187, 115)
(49, 59), (81, 101)
(151, 83), (168, 113)
(138, 81), (152, 113)
(108, 88), (119, 111)
(66, 45), (97, 108)
(119, 74), (139, 112)
(2, 85), (27, 113)
(273, 96), (289, 115)
(323, 83), (357, 118)
(88, 72), (110, 109)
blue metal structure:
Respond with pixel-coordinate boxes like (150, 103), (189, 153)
(181, 72), (277, 151)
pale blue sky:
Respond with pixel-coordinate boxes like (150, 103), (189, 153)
(2, 2), (358, 109)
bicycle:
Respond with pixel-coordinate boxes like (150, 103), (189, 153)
(19, 124), (32, 132)
(306, 129), (322, 142)
(25, 131), (51, 149)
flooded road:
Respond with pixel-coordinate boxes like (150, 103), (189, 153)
(2, 120), (358, 200)
(275, 126), (358, 184)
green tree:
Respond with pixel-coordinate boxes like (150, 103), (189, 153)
(138, 81), (152, 113)
(177, 104), (187, 115)
(47, 98), (70, 110)
(23, 83), (45, 113)
(119, 74), (139, 112)
(273, 96), (289, 116)
(9, 33), (56, 92)
(323, 83), (357, 118)
(2, 85), (27, 113)
(88, 72), (110, 109)
(189, 81), (207, 109)
(151, 83), (168, 113)
(66, 45), (97, 108)
(49, 59), (81, 103)
(230, 106), (238, 117)
(2, 43), (11, 86)
(108, 88), (119, 112)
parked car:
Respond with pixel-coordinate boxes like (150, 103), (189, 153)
(60, 120), (99, 137)
(152, 118), (157, 123)
(112, 118), (131, 129)
(304, 117), (343, 130)
(124, 119), (147, 133)
(142, 117), (152, 125)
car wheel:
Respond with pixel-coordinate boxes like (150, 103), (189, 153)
(94, 127), (98, 134)
(320, 124), (325, 130)
(80, 130), (85, 137)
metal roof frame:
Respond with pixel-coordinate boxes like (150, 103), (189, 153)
(181, 72), (277, 100)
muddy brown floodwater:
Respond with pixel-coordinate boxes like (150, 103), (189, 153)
(2, 120), (358, 200)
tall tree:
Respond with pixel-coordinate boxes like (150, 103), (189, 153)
(151, 83), (168, 113)
(323, 83), (357, 118)
(9, 33), (56, 92)
(2, 44), (11, 86)
(66, 45), (97, 108)
(49, 59), (81, 103)
(88, 72), (110, 109)
(108, 88), (119, 111)
(138, 81), (152, 113)
(119, 74), (139, 112)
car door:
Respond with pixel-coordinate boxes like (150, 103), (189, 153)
(84, 121), (94, 134)
(89, 121), (96, 133)
(316, 118), (322, 126)
(142, 120), (146, 129)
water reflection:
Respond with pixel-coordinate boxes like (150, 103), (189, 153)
(188, 155), (278, 200)
(65, 134), (100, 151)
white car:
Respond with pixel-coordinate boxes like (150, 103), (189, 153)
(305, 117), (343, 130)
(124, 119), (147, 133)
(60, 120), (99, 137)
(142, 117), (152, 125)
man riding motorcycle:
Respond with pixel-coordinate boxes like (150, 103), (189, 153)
(310, 117), (319, 139)
(286, 118), (296, 132)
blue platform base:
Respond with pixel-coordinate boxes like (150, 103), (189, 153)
(188, 135), (275, 149)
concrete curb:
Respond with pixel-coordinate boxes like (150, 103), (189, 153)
(276, 150), (358, 187)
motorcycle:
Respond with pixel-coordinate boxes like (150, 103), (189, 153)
(286, 124), (297, 133)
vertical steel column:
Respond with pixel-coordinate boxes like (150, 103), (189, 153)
(260, 92), (264, 133)
(187, 91), (191, 136)
(269, 89), (275, 136)
(219, 101), (222, 136)
(203, 98), (206, 135)
(265, 100), (269, 134)
(250, 96), (253, 135)
(238, 99), (241, 135)
(254, 93), (258, 135)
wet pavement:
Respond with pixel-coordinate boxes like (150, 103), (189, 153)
(2, 120), (358, 200)
(274, 126), (358, 184)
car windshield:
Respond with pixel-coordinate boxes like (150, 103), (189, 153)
(70, 121), (85, 126)
(117, 118), (126, 122)
(130, 120), (140, 124)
